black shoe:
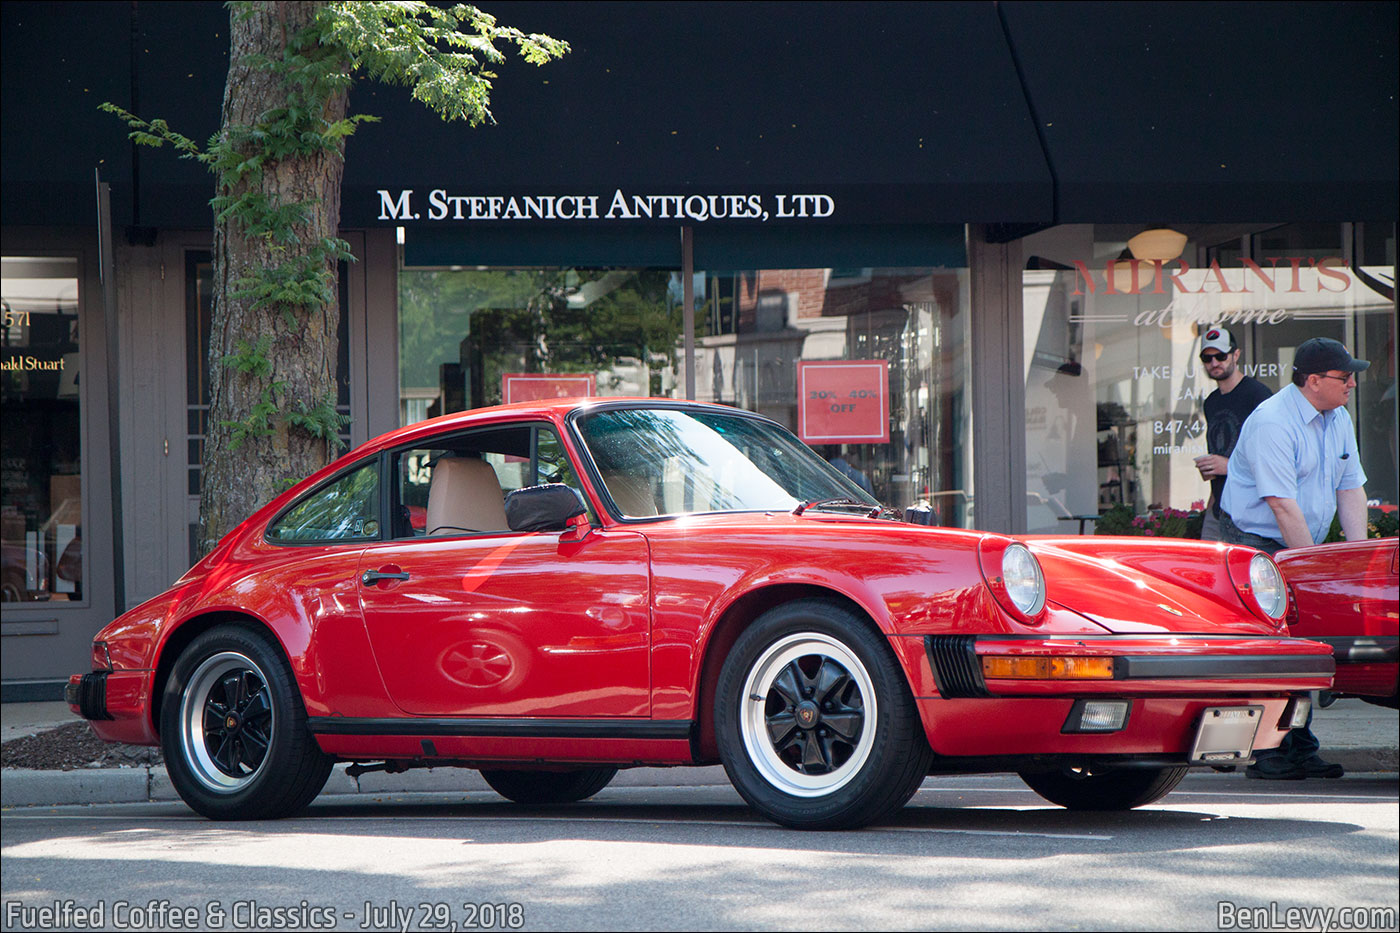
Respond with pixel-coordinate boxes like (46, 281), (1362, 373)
(1296, 755), (1344, 779)
(1246, 757), (1305, 780)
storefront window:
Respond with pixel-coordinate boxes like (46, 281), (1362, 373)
(1021, 223), (1396, 535)
(1, 256), (82, 602)
(695, 267), (972, 523)
(398, 267), (681, 422)
(398, 260), (973, 525)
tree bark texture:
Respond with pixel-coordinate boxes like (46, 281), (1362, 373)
(199, 1), (348, 557)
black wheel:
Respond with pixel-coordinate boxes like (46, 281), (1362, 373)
(714, 599), (932, 830)
(160, 624), (333, 820)
(1018, 765), (1189, 810)
(480, 767), (618, 804)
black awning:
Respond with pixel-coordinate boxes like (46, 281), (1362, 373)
(341, 1), (1053, 227)
(7, 3), (1393, 232)
(1000, 1), (1399, 223)
(0, 1), (137, 227)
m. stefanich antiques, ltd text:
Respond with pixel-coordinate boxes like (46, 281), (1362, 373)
(377, 187), (835, 222)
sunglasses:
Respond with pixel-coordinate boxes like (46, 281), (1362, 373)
(1199, 352), (1232, 363)
(1317, 372), (1357, 384)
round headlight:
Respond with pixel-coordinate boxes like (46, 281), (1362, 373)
(1002, 543), (1047, 616)
(1249, 553), (1287, 619)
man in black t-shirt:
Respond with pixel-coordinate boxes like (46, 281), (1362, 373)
(1194, 327), (1273, 541)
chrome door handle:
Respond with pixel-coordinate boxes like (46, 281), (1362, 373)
(361, 570), (410, 586)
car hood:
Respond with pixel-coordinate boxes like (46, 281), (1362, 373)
(1027, 537), (1281, 635)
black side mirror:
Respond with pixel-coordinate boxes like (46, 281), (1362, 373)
(505, 483), (589, 532)
(904, 505), (937, 526)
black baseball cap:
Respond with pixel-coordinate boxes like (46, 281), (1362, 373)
(1293, 337), (1369, 375)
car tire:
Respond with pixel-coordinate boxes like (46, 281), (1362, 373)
(1018, 765), (1189, 810)
(714, 599), (933, 830)
(160, 624), (333, 820)
(480, 767), (618, 804)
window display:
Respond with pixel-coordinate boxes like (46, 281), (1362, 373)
(398, 262), (974, 525)
(1022, 223), (1396, 536)
(1, 256), (82, 602)
(694, 267), (972, 522)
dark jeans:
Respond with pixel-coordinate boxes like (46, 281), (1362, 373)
(1218, 511), (1286, 555)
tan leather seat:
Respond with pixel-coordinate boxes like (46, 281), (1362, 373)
(425, 457), (508, 534)
(602, 470), (658, 517)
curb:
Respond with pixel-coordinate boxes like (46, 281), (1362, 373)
(4, 756), (1393, 810)
(2, 763), (734, 809)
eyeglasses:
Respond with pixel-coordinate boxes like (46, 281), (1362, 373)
(1317, 372), (1357, 385)
(1199, 352), (1231, 363)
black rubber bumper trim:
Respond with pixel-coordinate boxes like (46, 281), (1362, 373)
(1308, 636), (1399, 664)
(1115, 654), (1335, 679)
(65, 672), (114, 721)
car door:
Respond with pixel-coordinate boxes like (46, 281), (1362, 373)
(355, 423), (651, 717)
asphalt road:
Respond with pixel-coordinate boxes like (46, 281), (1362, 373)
(2, 773), (1397, 932)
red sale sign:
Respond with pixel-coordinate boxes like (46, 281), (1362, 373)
(502, 373), (596, 404)
(797, 360), (890, 444)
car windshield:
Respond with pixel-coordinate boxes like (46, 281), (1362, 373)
(575, 407), (879, 517)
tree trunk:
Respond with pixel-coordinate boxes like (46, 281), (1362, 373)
(199, 1), (348, 557)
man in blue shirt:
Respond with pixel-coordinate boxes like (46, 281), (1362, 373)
(1220, 337), (1369, 780)
(1221, 338), (1369, 551)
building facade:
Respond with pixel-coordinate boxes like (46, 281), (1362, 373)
(3, 1), (1396, 697)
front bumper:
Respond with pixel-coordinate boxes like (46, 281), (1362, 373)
(904, 634), (1332, 762)
(913, 694), (1297, 760)
(923, 634), (1334, 698)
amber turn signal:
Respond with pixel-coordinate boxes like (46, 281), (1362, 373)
(981, 656), (1115, 679)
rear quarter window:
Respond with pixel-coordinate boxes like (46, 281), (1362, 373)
(267, 461), (380, 543)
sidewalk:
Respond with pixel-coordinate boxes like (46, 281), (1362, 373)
(3, 697), (1395, 809)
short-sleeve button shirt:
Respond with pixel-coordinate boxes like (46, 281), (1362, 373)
(1222, 383), (1366, 545)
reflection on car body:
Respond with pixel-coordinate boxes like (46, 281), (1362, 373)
(1277, 538), (1398, 709)
(69, 399), (1334, 829)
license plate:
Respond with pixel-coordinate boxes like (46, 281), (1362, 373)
(1188, 706), (1263, 764)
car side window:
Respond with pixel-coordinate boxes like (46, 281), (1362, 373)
(390, 424), (592, 539)
(266, 461), (380, 543)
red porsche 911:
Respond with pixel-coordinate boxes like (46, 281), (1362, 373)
(69, 399), (1334, 829)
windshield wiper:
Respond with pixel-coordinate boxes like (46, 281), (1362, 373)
(792, 498), (882, 518)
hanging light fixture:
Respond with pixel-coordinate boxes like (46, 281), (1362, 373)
(1108, 248), (1156, 293)
(1127, 227), (1188, 261)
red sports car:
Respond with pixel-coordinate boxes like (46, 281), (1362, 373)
(69, 399), (1333, 829)
(1277, 538), (1398, 708)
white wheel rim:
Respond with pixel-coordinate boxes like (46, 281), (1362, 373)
(739, 632), (878, 797)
